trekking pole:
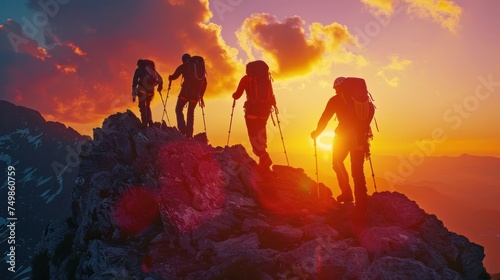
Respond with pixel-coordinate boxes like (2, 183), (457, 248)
(159, 81), (172, 129)
(226, 99), (236, 146)
(314, 138), (320, 198)
(313, 139), (319, 182)
(159, 90), (170, 129)
(200, 99), (207, 136)
(368, 152), (378, 192)
(273, 105), (289, 166)
(166, 81), (171, 126)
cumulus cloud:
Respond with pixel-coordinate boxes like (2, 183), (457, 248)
(377, 55), (412, 87)
(236, 13), (366, 78)
(361, 0), (462, 33)
(0, 0), (241, 126)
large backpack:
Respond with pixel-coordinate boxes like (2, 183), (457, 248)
(139, 59), (160, 92)
(337, 77), (375, 123)
(337, 77), (376, 146)
(183, 56), (206, 93)
(245, 60), (273, 103)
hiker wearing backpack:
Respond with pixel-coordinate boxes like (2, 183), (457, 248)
(232, 60), (276, 171)
(311, 77), (375, 211)
(168, 53), (207, 138)
(132, 59), (163, 127)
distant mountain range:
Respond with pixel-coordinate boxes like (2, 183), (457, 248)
(0, 100), (90, 278)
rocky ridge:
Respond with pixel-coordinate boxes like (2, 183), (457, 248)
(31, 110), (489, 280)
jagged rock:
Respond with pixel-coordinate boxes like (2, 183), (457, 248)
(369, 191), (426, 228)
(359, 226), (447, 270)
(301, 222), (340, 241)
(451, 233), (488, 280)
(242, 217), (270, 232)
(156, 140), (228, 232)
(359, 256), (442, 280)
(30, 110), (489, 280)
(278, 238), (369, 279)
(417, 214), (460, 262)
(32, 218), (76, 280)
(267, 225), (303, 245)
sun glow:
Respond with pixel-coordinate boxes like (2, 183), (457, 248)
(316, 131), (335, 151)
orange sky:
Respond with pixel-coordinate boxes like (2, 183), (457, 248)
(1, 0), (499, 162)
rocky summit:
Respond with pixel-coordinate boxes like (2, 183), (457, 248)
(31, 110), (489, 280)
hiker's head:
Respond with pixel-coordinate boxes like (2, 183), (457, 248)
(137, 59), (144, 67)
(333, 77), (346, 93)
(182, 53), (191, 63)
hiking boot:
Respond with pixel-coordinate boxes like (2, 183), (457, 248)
(259, 153), (272, 168)
(256, 153), (272, 174)
(257, 164), (272, 174)
(336, 193), (354, 203)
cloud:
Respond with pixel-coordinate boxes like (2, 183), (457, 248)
(361, 0), (462, 33)
(377, 55), (412, 87)
(361, 0), (396, 15)
(236, 13), (366, 78)
(236, 14), (324, 78)
(406, 0), (462, 33)
(0, 0), (241, 127)
(0, 19), (49, 59)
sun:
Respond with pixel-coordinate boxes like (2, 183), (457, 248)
(315, 131), (335, 151)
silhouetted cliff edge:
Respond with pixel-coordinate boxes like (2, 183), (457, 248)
(29, 110), (489, 279)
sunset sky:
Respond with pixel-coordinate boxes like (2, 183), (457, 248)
(1, 0), (499, 166)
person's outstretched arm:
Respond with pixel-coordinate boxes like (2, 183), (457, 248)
(132, 69), (140, 89)
(169, 64), (184, 81)
(232, 75), (250, 100)
(311, 97), (336, 139)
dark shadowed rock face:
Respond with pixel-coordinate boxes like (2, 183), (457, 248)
(31, 110), (489, 280)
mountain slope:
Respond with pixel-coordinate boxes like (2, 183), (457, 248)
(30, 110), (489, 280)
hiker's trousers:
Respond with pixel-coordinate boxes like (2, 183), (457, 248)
(332, 133), (368, 207)
(175, 97), (197, 137)
(245, 115), (269, 159)
(138, 93), (153, 126)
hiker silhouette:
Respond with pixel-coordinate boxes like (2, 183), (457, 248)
(232, 60), (276, 171)
(132, 59), (163, 127)
(169, 53), (207, 138)
(311, 77), (375, 211)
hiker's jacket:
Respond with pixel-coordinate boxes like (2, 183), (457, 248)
(316, 93), (374, 138)
(233, 75), (276, 119)
(170, 63), (207, 101)
(132, 67), (163, 93)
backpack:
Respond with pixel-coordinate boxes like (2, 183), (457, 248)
(337, 77), (374, 122)
(246, 60), (269, 78)
(139, 59), (160, 92)
(245, 60), (273, 103)
(337, 77), (376, 145)
(184, 56), (206, 93)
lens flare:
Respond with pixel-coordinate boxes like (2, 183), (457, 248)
(113, 187), (159, 235)
(316, 131), (335, 151)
